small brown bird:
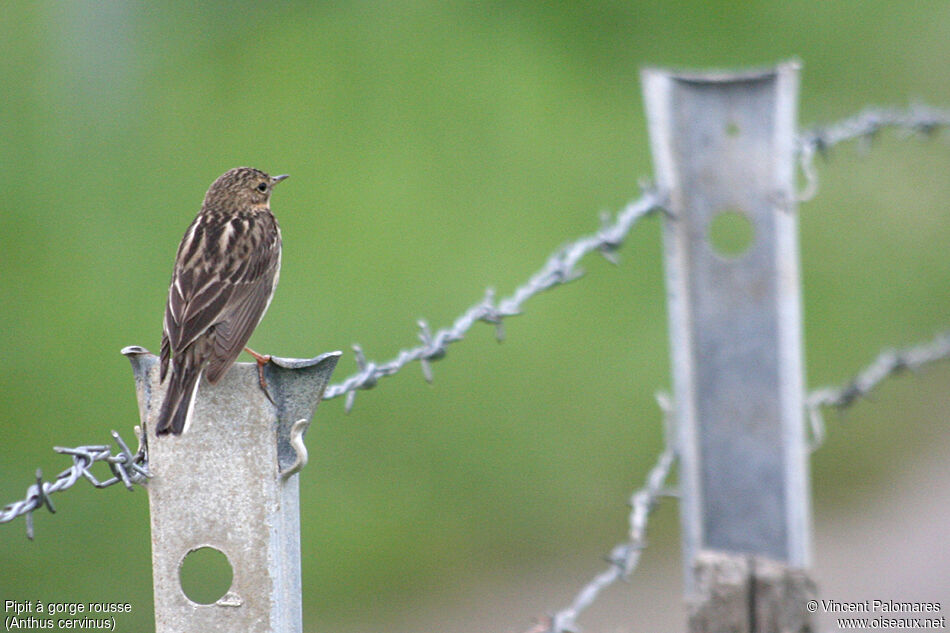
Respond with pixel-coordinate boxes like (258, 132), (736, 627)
(156, 167), (287, 436)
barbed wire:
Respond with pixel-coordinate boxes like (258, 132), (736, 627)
(805, 331), (950, 450)
(323, 104), (950, 410)
(0, 429), (147, 539)
(322, 187), (665, 410)
(519, 326), (950, 633)
(525, 393), (678, 633)
(797, 104), (950, 201)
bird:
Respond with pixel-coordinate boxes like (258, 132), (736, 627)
(155, 167), (287, 436)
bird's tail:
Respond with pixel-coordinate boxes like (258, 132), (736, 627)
(156, 353), (203, 436)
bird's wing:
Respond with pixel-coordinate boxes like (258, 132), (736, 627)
(203, 271), (278, 384)
(162, 212), (279, 382)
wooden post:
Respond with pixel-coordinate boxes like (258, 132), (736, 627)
(642, 62), (815, 631)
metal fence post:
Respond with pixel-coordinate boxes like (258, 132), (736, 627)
(123, 346), (340, 633)
(643, 62), (815, 631)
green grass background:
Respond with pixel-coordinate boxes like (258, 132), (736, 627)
(1, 2), (948, 631)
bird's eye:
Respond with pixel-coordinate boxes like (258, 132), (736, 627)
(257, 182), (268, 193)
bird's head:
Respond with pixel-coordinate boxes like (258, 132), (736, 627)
(204, 167), (289, 211)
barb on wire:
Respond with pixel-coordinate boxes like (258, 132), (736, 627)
(323, 187), (664, 409)
(0, 428), (148, 539)
(806, 331), (950, 450)
(529, 393), (678, 633)
(797, 104), (950, 201)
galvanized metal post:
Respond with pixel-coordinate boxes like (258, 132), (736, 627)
(124, 346), (340, 633)
(643, 62), (814, 629)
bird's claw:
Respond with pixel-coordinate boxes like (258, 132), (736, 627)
(257, 360), (275, 404)
(245, 347), (275, 404)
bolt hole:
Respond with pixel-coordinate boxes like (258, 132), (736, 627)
(180, 546), (233, 605)
(708, 209), (754, 258)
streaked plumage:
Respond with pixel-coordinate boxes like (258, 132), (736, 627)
(156, 167), (287, 436)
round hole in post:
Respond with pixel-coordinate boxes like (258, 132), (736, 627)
(708, 209), (754, 258)
(179, 546), (234, 605)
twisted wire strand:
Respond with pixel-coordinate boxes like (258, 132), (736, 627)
(322, 188), (665, 410)
(806, 331), (950, 449)
(797, 104), (950, 201)
(528, 393), (677, 633)
(325, 105), (950, 408)
(0, 430), (147, 539)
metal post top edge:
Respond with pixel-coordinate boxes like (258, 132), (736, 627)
(641, 59), (801, 84)
(271, 350), (342, 370)
(120, 345), (342, 369)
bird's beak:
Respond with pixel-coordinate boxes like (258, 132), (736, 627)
(272, 174), (290, 184)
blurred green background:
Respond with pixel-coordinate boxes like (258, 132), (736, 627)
(1, 2), (948, 631)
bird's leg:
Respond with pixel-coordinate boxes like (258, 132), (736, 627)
(245, 347), (275, 404)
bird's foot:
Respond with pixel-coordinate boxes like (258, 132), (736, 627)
(245, 347), (275, 404)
